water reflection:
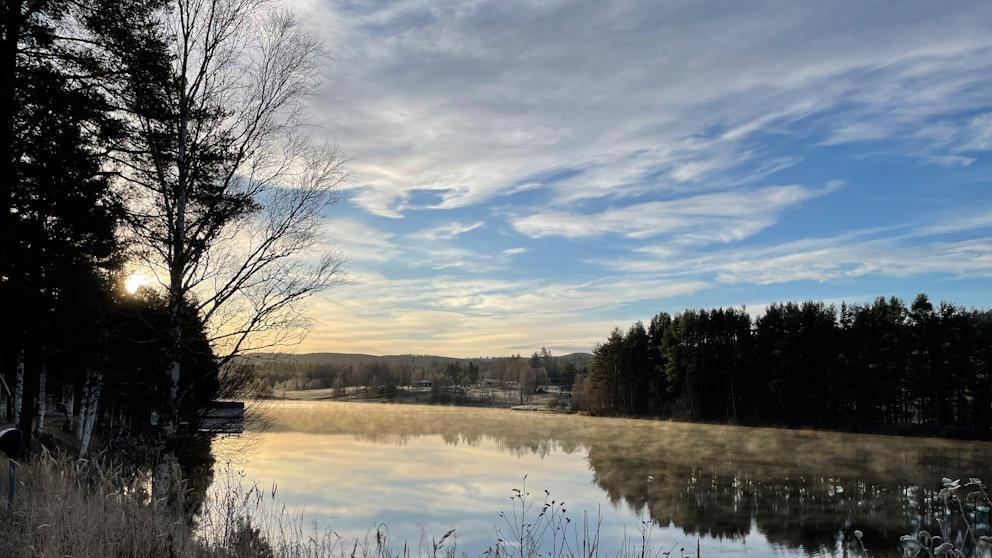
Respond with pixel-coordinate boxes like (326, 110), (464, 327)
(214, 401), (992, 558)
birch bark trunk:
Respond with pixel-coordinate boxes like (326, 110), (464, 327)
(153, 71), (188, 503)
(75, 375), (89, 440)
(79, 370), (102, 459)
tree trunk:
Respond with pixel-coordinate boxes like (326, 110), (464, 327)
(75, 375), (89, 440)
(153, 357), (182, 504)
(35, 358), (46, 435)
(12, 350), (23, 425)
(79, 370), (102, 459)
(154, 83), (188, 502)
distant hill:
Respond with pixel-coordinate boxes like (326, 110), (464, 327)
(261, 351), (593, 366)
(559, 352), (593, 361)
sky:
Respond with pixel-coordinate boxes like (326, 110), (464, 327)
(286, 0), (992, 357)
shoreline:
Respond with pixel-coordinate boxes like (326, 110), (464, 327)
(270, 387), (992, 441)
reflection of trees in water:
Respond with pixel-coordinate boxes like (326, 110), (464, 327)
(262, 402), (590, 458)
(587, 449), (934, 556)
(585, 432), (990, 557)
(255, 402), (992, 557)
(331, 430), (578, 458)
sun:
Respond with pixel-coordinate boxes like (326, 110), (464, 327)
(125, 272), (153, 294)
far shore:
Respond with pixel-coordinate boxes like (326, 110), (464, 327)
(271, 384), (564, 411)
(269, 386), (992, 441)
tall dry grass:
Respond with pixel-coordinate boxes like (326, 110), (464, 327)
(0, 450), (203, 558)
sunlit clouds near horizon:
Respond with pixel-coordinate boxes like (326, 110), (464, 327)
(284, 0), (992, 357)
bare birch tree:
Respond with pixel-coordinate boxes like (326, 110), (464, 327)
(78, 369), (102, 459)
(100, 0), (349, 500)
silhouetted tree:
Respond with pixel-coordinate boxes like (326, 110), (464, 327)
(94, 0), (350, 498)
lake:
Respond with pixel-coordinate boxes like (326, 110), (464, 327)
(211, 401), (992, 558)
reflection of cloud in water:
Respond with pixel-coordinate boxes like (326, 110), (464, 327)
(215, 401), (992, 558)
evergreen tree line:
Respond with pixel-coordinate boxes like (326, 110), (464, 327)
(583, 295), (992, 435)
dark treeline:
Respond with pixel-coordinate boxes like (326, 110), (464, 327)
(581, 295), (992, 436)
(255, 359), (476, 392)
(254, 349), (590, 393)
(1, 0), (223, 460)
(3, 0), (348, 506)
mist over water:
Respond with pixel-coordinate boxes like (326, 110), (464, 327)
(213, 402), (992, 558)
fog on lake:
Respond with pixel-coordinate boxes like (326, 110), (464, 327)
(212, 401), (992, 558)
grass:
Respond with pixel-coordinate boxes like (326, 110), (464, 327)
(0, 451), (201, 557)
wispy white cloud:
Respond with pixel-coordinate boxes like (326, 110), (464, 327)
(963, 112), (992, 151)
(922, 155), (976, 167)
(822, 122), (898, 145)
(411, 221), (485, 240)
(326, 219), (399, 262)
(407, 245), (513, 273)
(512, 183), (840, 241)
(711, 238), (992, 285)
(598, 208), (992, 286)
(499, 248), (529, 257)
(912, 207), (992, 237)
(298, 0), (990, 216)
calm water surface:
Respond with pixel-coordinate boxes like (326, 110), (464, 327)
(212, 401), (992, 558)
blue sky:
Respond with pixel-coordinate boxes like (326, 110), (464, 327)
(290, 0), (992, 357)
